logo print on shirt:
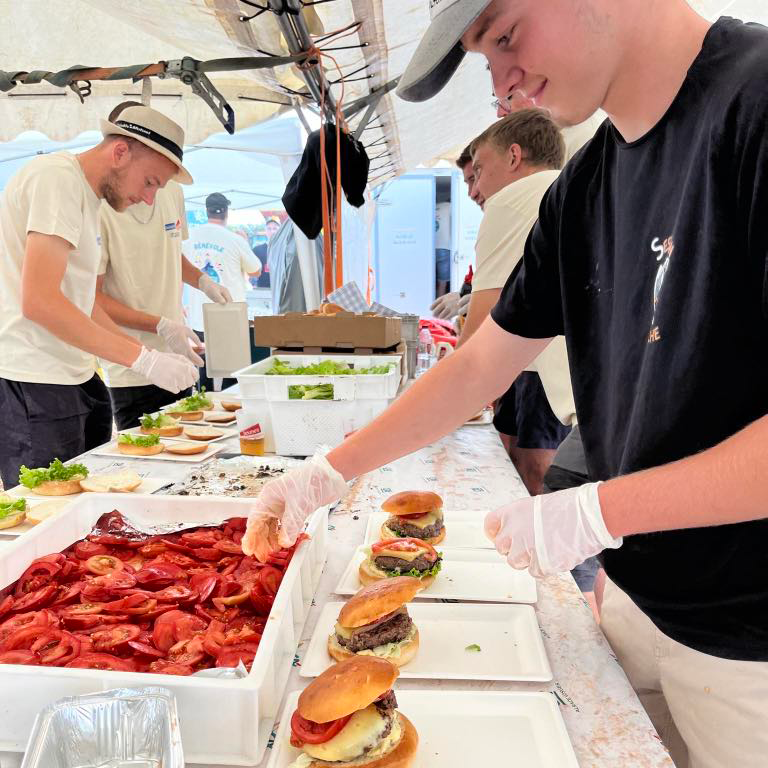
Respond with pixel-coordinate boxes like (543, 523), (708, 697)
(647, 236), (674, 344)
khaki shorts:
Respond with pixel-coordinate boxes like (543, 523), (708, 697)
(601, 579), (768, 768)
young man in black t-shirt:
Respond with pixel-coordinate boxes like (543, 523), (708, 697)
(242, 2), (768, 763)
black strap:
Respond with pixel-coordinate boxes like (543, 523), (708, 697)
(115, 119), (183, 161)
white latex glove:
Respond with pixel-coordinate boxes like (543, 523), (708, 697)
(457, 293), (471, 317)
(198, 274), (232, 304)
(242, 453), (348, 562)
(156, 317), (204, 366)
(130, 347), (199, 394)
(430, 291), (460, 320)
(484, 483), (622, 578)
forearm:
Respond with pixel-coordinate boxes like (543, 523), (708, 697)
(456, 289), (500, 348)
(94, 288), (160, 333)
(328, 319), (550, 480)
(601, 414), (768, 537)
(91, 301), (145, 346)
(24, 291), (141, 368)
(182, 256), (202, 287)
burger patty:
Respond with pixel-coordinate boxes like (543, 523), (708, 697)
(374, 554), (432, 573)
(337, 612), (413, 652)
(375, 690), (398, 714)
(386, 518), (444, 539)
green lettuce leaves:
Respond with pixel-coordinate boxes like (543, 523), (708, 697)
(266, 359), (394, 376)
(18, 459), (89, 489)
(118, 433), (160, 447)
(0, 497), (26, 520)
(140, 413), (179, 428)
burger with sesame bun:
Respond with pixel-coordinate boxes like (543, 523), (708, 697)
(359, 538), (442, 588)
(288, 656), (417, 768)
(380, 491), (445, 545)
(329, 577), (422, 667)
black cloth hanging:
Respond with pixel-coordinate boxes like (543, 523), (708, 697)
(282, 124), (370, 239)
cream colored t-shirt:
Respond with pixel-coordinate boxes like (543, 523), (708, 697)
(98, 182), (189, 387)
(475, 172), (576, 426)
(183, 223), (260, 331)
(0, 152), (101, 385)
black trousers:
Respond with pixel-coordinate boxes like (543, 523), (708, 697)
(108, 384), (192, 431)
(0, 375), (113, 489)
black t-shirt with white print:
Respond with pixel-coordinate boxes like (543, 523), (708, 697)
(491, 17), (768, 661)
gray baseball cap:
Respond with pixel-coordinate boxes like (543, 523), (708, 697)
(397, 0), (493, 103)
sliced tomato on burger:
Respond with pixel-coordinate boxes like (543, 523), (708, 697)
(290, 711), (352, 746)
(371, 537), (438, 561)
(65, 652), (136, 671)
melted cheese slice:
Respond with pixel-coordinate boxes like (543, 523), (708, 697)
(373, 546), (426, 562)
(302, 705), (387, 762)
(389, 510), (443, 530)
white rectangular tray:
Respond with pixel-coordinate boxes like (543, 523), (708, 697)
(89, 440), (227, 463)
(365, 510), (493, 549)
(268, 690), (578, 768)
(0, 493), (328, 766)
(119, 425), (236, 444)
(300, 602), (551, 682)
(0, 476), (174, 537)
(335, 546), (537, 604)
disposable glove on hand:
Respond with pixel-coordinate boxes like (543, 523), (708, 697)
(457, 293), (471, 317)
(484, 482), (622, 578)
(130, 347), (199, 394)
(430, 291), (460, 320)
(156, 317), (204, 366)
(198, 274), (232, 304)
(242, 453), (349, 562)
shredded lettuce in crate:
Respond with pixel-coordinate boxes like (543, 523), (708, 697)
(0, 497), (26, 519)
(140, 412), (179, 428)
(118, 433), (160, 447)
(266, 359), (395, 376)
(288, 384), (335, 400)
(18, 458), (89, 488)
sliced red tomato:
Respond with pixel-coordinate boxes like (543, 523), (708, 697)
(215, 642), (260, 669)
(152, 610), (184, 652)
(224, 517), (247, 532)
(213, 539), (242, 554)
(0, 650), (40, 665)
(10, 585), (57, 613)
(50, 582), (83, 607)
(74, 541), (108, 560)
(173, 612), (208, 642)
(218, 557), (241, 578)
(65, 652), (136, 671)
(68, 615), (130, 633)
(32, 630), (81, 665)
(181, 530), (221, 548)
(148, 660), (194, 676)
(189, 573), (219, 603)
(258, 566), (283, 596)
(159, 538), (193, 554)
(0, 596), (14, 618)
(85, 555), (124, 576)
(190, 547), (223, 562)
(397, 512), (429, 520)
(104, 594), (158, 615)
(195, 604), (240, 623)
(138, 541), (168, 558)
(59, 602), (104, 616)
(91, 624), (140, 652)
(168, 634), (205, 666)
(0, 610), (57, 644)
(156, 551), (198, 568)
(127, 640), (164, 658)
(202, 619), (226, 656)
(15, 561), (61, 596)
(290, 711), (352, 745)
(371, 537), (438, 560)
(152, 585), (195, 603)
(1, 626), (47, 652)
(140, 603), (179, 621)
(135, 563), (186, 588)
(212, 581), (250, 611)
(249, 588), (274, 616)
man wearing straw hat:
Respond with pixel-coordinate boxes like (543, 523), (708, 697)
(0, 104), (199, 486)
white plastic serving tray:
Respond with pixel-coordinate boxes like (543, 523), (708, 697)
(300, 602), (552, 682)
(365, 510), (493, 549)
(268, 690), (579, 768)
(119, 425), (236, 444)
(0, 493), (328, 766)
(335, 547), (537, 604)
(89, 440), (227, 463)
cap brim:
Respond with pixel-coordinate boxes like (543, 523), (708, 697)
(100, 119), (194, 185)
(396, 0), (491, 103)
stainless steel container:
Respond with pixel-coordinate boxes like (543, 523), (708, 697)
(21, 687), (184, 768)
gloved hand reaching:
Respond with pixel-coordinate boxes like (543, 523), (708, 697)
(130, 347), (199, 394)
(484, 483), (622, 578)
(198, 274), (232, 304)
(242, 453), (349, 562)
(430, 291), (460, 320)
(457, 293), (471, 317)
(156, 317), (204, 366)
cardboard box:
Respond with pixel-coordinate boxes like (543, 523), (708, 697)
(252, 312), (402, 351)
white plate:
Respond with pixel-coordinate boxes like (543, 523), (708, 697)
(267, 690), (578, 768)
(365, 510), (493, 549)
(300, 602), (551, 682)
(335, 546), (537, 604)
(177, 411), (237, 426)
(119, 425), (236, 444)
(0, 476), (175, 537)
(89, 441), (226, 463)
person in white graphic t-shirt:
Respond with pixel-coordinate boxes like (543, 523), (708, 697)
(184, 193), (261, 390)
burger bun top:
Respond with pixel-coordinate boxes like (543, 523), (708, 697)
(381, 491), (442, 518)
(338, 577), (422, 629)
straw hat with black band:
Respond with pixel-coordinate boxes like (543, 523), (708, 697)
(100, 105), (194, 184)
(397, 0), (493, 103)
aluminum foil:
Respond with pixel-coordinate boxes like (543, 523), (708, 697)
(21, 687), (184, 768)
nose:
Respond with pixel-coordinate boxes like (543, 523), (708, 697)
(491, 61), (524, 104)
(141, 188), (157, 205)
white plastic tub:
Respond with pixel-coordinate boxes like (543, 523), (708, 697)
(0, 493), (327, 766)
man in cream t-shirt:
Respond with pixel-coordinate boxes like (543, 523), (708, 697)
(96, 102), (231, 429)
(184, 192), (261, 390)
(0, 105), (199, 487)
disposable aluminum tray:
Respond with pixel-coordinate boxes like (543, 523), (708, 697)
(0, 493), (328, 766)
(21, 686), (183, 768)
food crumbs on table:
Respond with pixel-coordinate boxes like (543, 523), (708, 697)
(465, 644), (482, 652)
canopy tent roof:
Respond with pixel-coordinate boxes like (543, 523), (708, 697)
(0, 1), (766, 183)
